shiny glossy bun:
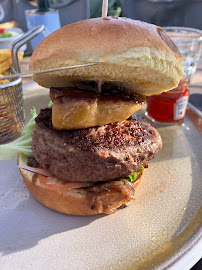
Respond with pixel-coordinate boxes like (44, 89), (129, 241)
(30, 17), (184, 96)
(18, 153), (144, 215)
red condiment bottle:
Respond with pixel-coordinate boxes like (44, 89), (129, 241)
(145, 76), (190, 124)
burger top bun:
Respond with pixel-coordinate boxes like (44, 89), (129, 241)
(30, 17), (184, 96)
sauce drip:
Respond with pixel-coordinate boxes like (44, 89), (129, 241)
(97, 79), (103, 94)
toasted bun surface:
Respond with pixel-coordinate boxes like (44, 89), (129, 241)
(30, 17), (184, 96)
(18, 153), (144, 215)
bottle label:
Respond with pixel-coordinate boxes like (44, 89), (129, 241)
(174, 96), (189, 120)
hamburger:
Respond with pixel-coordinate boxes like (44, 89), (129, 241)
(18, 17), (184, 215)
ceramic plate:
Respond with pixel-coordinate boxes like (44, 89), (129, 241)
(0, 84), (201, 269)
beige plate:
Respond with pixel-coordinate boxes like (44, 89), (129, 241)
(0, 82), (201, 269)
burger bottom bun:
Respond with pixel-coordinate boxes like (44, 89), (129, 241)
(18, 153), (144, 215)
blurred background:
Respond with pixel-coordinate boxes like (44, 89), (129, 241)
(0, 0), (201, 49)
(0, 0), (201, 54)
(0, 0), (201, 32)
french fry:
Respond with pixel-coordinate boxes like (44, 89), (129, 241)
(0, 50), (24, 74)
(0, 49), (11, 63)
(0, 79), (10, 85)
(0, 21), (17, 28)
(0, 74), (10, 84)
(19, 51), (24, 61)
(0, 58), (12, 74)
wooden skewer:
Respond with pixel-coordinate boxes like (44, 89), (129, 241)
(102, 0), (108, 18)
(98, 0), (108, 94)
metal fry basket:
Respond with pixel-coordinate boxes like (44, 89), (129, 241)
(0, 77), (24, 142)
(0, 25), (44, 143)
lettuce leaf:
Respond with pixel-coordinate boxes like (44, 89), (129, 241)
(125, 166), (145, 182)
(137, 166), (144, 172)
(125, 172), (137, 183)
(0, 108), (37, 161)
(48, 100), (53, 107)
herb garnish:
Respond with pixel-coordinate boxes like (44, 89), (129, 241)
(137, 166), (144, 172)
(126, 172), (137, 182)
(125, 166), (145, 182)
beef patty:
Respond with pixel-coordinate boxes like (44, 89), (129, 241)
(32, 108), (162, 182)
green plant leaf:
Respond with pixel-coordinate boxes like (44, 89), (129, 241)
(48, 100), (53, 107)
(126, 172), (137, 183)
(0, 108), (37, 161)
(137, 166), (145, 172)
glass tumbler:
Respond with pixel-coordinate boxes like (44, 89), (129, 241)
(145, 27), (202, 124)
(163, 27), (202, 81)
